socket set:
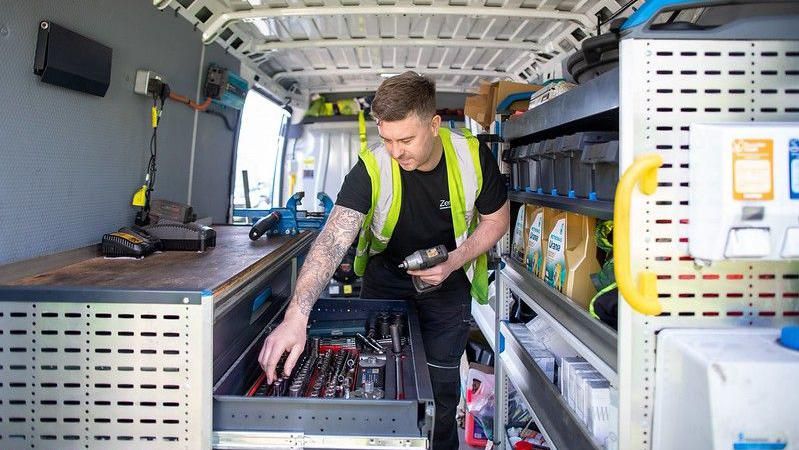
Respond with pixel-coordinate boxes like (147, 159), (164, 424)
(213, 298), (434, 441)
(243, 310), (409, 401)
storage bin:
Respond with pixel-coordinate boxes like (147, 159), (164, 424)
(556, 132), (618, 200)
(509, 146), (523, 191)
(579, 139), (619, 201)
(539, 138), (558, 195)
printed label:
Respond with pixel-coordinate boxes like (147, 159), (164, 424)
(526, 212), (544, 276)
(790, 138), (799, 200)
(512, 209), (526, 261)
(732, 138), (774, 201)
(544, 218), (567, 292)
(113, 232), (143, 244)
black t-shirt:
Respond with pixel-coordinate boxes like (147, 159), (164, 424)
(336, 139), (507, 300)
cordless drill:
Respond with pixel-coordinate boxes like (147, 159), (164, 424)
(398, 245), (449, 294)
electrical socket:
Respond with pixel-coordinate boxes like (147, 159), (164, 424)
(134, 69), (164, 96)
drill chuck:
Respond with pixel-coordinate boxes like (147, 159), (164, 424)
(398, 245), (448, 270)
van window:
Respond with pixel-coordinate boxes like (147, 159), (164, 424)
(231, 89), (290, 222)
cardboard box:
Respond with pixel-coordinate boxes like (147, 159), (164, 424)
(490, 80), (540, 114)
(585, 379), (612, 442)
(464, 94), (490, 129)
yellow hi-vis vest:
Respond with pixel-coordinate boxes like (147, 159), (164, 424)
(353, 120), (489, 304)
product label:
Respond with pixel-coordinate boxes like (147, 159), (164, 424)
(113, 232), (143, 244)
(512, 209), (526, 261)
(544, 218), (567, 292)
(732, 138), (774, 201)
(526, 212), (544, 276)
(790, 138), (799, 200)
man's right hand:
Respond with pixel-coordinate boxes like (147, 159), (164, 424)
(257, 205), (364, 384)
(258, 311), (308, 384)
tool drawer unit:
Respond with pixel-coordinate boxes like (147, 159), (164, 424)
(212, 297), (434, 450)
(0, 226), (434, 449)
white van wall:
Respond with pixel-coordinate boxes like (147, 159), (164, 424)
(287, 92), (468, 210)
(287, 122), (378, 211)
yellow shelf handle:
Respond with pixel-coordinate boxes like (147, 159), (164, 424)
(614, 153), (664, 316)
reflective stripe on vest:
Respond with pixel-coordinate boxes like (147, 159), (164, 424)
(353, 126), (489, 303)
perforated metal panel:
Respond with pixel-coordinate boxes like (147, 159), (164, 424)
(618, 39), (799, 450)
(0, 291), (213, 450)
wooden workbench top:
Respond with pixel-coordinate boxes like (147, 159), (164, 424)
(6, 226), (313, 296)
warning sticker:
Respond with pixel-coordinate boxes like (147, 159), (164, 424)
(790, 138), (799, 200)
(732, 138), (774, 201)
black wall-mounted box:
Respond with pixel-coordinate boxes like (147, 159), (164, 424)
(34, 20), (112, 97)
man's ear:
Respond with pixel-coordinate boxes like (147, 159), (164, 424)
(431, 114), (442, 136)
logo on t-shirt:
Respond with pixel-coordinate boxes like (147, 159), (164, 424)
(439, 200), (451, 210)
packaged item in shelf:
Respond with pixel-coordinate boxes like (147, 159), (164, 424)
(524, 317), (578, 362)
(575, 370), (607, 422)
(507, 323), (558, 383)
(464, 365), (495, 446)
(585, 379), (613, 444)
(543, 212), (601, 308)
(531, 349), (556, 383)
(527, 80), (576, 111)
(560, 357), (592, 408)
(464, 81), (492, 130)
(507, 426), (549, 450)
(512, 207), (527, 262)
(526, 206), (558, 278)
(570, 367), (601, 417)
(490, 80), (540, 114)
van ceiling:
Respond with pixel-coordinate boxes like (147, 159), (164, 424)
(157, 0), (628, 98)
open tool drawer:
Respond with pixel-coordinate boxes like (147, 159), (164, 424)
(212, 298), (435, 449)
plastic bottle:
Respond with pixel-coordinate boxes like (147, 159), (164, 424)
(544, 211), (601, 308)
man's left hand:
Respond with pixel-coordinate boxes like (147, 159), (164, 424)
(406, 256), (459, 287)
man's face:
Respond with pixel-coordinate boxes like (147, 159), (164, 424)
(377, 113), (441, 171)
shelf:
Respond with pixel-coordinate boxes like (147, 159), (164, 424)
(501, 257), (617, 384)
(502, 68), (618, 142)
(476, 133), (503, 144)
(499, 321), (601, 450)
(471, 298), (496, 351)
(508, 191), (614, 221)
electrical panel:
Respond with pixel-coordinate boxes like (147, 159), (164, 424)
(689, 123), (799, 261)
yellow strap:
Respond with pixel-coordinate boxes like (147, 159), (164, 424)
(358, 111), (368, 152)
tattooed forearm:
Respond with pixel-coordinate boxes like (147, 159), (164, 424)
(288, 206), (365, 317)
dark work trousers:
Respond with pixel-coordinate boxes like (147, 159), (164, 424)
(362, 281), (472, 450)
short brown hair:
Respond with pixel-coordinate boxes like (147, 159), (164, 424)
(371, 71), (436, 123)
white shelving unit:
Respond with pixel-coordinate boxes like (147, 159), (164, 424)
(471, 298), (496, 351)
(502, 258), (617, 385)
(492, 11), (799, 450)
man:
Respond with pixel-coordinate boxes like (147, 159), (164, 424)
(259, 71), (509, 449)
